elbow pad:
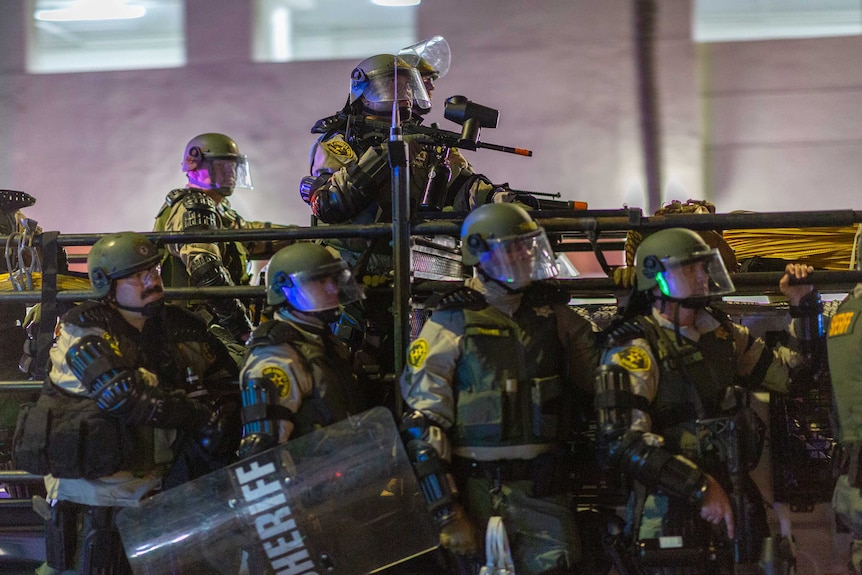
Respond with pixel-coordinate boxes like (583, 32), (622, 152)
(66, 335), (211, 429)
(594, 364), (650, 469)
(66, 335), (132, 398)
(399, 411), (458, 526)
(299, 174), (330, 205)
(179, 192), (218, 231)
(188, 252), (234, 288)
(240, 375), (295, 442)
(614, 430), (709, 506)
(405, 439), (459, 526)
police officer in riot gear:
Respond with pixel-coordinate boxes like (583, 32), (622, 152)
(238, 242), (367, 456)
(237, 242), (368, 575)
(400, 203), (598, 574)
(828, 237), (862, 574)
(154, 132), (290, 344)
(302, 55), (536, 411)
(13, 232), (239, 575)
(596, 227), (821, 574)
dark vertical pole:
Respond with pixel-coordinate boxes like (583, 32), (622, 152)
(633, 0), (662, 214)
(390, 99), (411, 417)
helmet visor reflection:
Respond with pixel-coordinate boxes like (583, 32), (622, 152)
(284, 261), (364, 312)
(209, 157), (253, 190)
(362, 67), (431, 111)
(478, 229), (558, 288)
(655, 249), (735, 300)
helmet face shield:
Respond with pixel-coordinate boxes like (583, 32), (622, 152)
(360, 66), (431, 114)
(205, 156), (253, 191)
(654, 248), (735, 300)
(283, 260), (363, 312)
(398, 35), (451, 80)
(478, 229), (558, 289)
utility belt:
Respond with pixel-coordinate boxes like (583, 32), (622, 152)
(834, 441), (862, 488)
(453, 452), (558, 494)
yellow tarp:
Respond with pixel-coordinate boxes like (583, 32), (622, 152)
(723, 226), (859, 271)
(0, 272), (91, 292)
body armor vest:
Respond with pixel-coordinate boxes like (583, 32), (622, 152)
(40, 302), (221, 473)
(452, 300), (565, 449)
(248, 320), (365, 439)
(154, 189), (250, 291)
(636, 314), (736, 461)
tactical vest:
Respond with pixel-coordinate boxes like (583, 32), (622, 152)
(19, 302), (223, 477)
(248, 319), (365, 438)
(452, 298), (565, 450)
(634, 314), (737, 460)
(154, 189), (250, 290)
(828, 292), (862, 443)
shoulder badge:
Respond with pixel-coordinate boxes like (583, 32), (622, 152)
(407, 338), (430, 370)
(829, 310), (858, 338)
(615, 346), (652, 372)
(321, 139), (358, 163)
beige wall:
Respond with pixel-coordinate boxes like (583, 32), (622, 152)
(0, 0), (860, 236)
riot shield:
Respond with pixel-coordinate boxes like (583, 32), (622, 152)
(116, 407), (439, 575)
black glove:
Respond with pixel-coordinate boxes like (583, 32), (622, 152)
(237, 433), (278, 461)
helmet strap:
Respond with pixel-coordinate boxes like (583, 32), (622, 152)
(280, 302), (342, 326)
(112, 299), (165, 318)
(477, 267), (528, 294)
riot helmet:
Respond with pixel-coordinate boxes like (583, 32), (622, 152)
(635, 227), (735, 302)
(461, 203), (558, 290)
(266, 243), (363, 315)
(182, 133), (253, 195)
(88, 232), (163, 298)
(349, 54), (431, 116)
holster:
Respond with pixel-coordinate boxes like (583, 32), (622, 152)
(45, 500), (79, 570)
(81, 506), (131, 575)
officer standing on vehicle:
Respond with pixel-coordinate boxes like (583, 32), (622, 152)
(16, 232), (239, 575)
(154, 132), (290, 344)
(400, 203), (598, 574)
(302, 55), (536, 409)
(303, 54), (535, 234)
(237, 242), (369, 575)
(237, 242), (368, 457)
(596, 227), (821, 574)
(828, 247), (862, 574)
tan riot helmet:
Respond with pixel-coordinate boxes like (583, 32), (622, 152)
(87, 232), (163, 298)
(182, 133), (253, 195)
(461, 203), (558, 290)
(635, 227), (735, 302)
